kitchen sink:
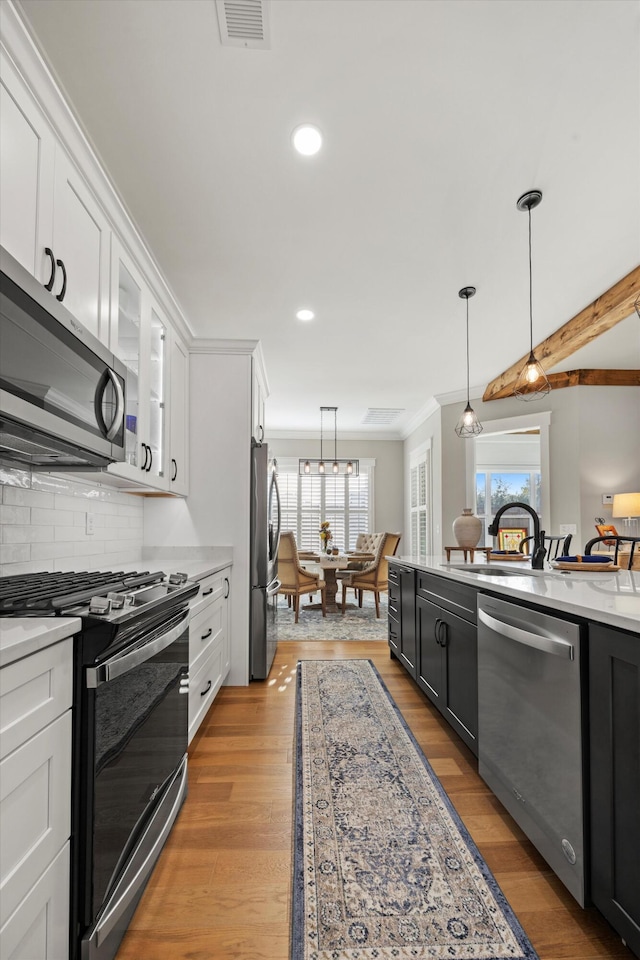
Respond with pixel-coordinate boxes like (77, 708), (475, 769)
(444, 564), (570, 579)
(446, 564), (532, 576)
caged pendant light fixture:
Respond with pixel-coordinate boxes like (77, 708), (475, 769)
(454, 287), (483, 438)
(299, 407), (359, 476)
(514, 189), (551, 401)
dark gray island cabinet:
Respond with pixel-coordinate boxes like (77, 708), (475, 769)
(388, 562), (478, 756)
(589, 623), (640, 958)
(388, 562), (416, 676)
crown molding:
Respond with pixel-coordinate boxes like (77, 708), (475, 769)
(189, 338), (261, 355)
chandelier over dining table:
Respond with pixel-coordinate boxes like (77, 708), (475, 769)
(299, 406), (359, 476)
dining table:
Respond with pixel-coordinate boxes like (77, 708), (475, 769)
(299, 552), (375, 613)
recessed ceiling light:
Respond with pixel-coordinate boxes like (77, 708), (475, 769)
(296, 309), (315, 322)
(292, 124), (322, 156)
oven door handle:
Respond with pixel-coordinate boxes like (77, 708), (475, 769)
(86, 610), (190, 687)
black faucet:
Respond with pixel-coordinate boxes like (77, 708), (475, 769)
(487, 501), (547, 569)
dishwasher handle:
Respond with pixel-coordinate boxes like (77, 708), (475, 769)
(479, 607), (574, 660)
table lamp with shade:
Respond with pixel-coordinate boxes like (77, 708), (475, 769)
(612, 492), (640, 536)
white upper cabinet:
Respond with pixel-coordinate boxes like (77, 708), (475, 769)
(169, 334), (189, 496)
(51, 148), (111, 342)
(1, 8), (191, 495)
(0, 50), (55, 281)
(0, 50), (110, 343)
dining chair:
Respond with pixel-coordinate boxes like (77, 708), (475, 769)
(583, 535), (640, 569)
(339, 532), (401, 617)
(519, 533), (572, 561)
(277, 531), (326, 622)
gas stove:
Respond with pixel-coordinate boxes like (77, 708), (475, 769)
(0, 568), (199, 623)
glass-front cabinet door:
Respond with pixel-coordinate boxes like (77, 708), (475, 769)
(146, 300), (167, 484)
(115, 258), (142, 468)
(111, 243), (144, 479)
(108, 241), (169, 490)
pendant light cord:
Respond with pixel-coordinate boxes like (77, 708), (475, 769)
(465, 296), (470, 404)
(334, 408), (337, 461)
(528, 205), (534, 354)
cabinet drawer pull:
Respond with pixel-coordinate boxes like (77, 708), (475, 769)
(44, 247), (56, 290)
(141, 443), (149, 471)
(55, 258), (67, 301)
(202, 587), (213, 597)
(224, 577), (230, 599)
(201, 627), (213, 641)
(146, 444), (153, 473)
(201, 679), (212, 697)
(171, 458), (178, 481)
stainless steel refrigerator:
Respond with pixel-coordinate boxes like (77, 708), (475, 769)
(250, 440), (281, 679)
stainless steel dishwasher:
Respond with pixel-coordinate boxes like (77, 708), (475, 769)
(477, 594), (586, 905)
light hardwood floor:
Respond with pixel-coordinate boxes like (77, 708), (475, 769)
(116, 640), (633, 960)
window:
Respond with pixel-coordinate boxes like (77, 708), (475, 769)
(475, 470), (541, 544)
(409, 443), (431, 555)
(276, 459), (374, 552)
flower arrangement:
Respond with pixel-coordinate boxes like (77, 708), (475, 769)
(319, 521), (333, 551)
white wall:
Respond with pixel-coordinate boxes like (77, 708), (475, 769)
(266, 437), (404, 541)
(404, 385), (640, 553)
(0, 466), (143, 576)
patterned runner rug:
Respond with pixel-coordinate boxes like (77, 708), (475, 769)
(292, 659), (538, 960)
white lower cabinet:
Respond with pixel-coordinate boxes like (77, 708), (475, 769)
(0, 637), (74, 960)
(1, 842), (70, 960)
(188, 568), (231, 743)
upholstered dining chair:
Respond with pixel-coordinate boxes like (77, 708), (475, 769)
(277, 531), (326, 622)
(519, 533), (573, 561)
(339, 532), (401, 618)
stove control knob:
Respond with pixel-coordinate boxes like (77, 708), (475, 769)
(168, 572), (188, 585)
(89, 596), (110, 615)
(107, 592), (125, 610)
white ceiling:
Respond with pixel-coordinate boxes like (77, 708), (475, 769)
(15, 0), (640, 437)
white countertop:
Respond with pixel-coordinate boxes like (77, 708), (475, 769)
(110, 547), (233, 583)
(391, 555), (640, 635)
(0, 617), (81, 667)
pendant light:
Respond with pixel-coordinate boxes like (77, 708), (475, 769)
(455, 287), (483, 438)
(514, 189), (551, 401)
(299, 407), (359, 476)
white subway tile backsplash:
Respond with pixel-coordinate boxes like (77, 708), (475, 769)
(31, 541), (76, 561)
(0, 543), (31, 564)
(0, 469), (144, 574)
(3, 487), (55, 509)
(31, 507), (75, 526)
(0, 504), (30, 525)
(2, 524), (55, 543)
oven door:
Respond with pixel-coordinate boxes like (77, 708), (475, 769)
(77, 608), (189, 959)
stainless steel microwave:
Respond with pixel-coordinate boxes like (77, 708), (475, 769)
(0, 246), (126, 469)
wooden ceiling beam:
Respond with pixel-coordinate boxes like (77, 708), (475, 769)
(512, 369), (640, 395)
(483, 265), (640, 401)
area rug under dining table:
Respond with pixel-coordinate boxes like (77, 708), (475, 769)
(292, 659), (538, 960)
(277, 593), (388, 641)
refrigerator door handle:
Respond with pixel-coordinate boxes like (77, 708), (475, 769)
(268, 465), (282, 564)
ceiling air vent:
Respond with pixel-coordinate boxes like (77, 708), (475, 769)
(215, 0), (271, 49)
(361, 408), (405, 426)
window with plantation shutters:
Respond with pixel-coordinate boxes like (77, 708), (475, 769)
(275, 459), (374, 552)
(409, 443), (431, 556)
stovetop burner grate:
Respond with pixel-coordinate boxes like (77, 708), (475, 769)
(0, 570), (164, 614)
